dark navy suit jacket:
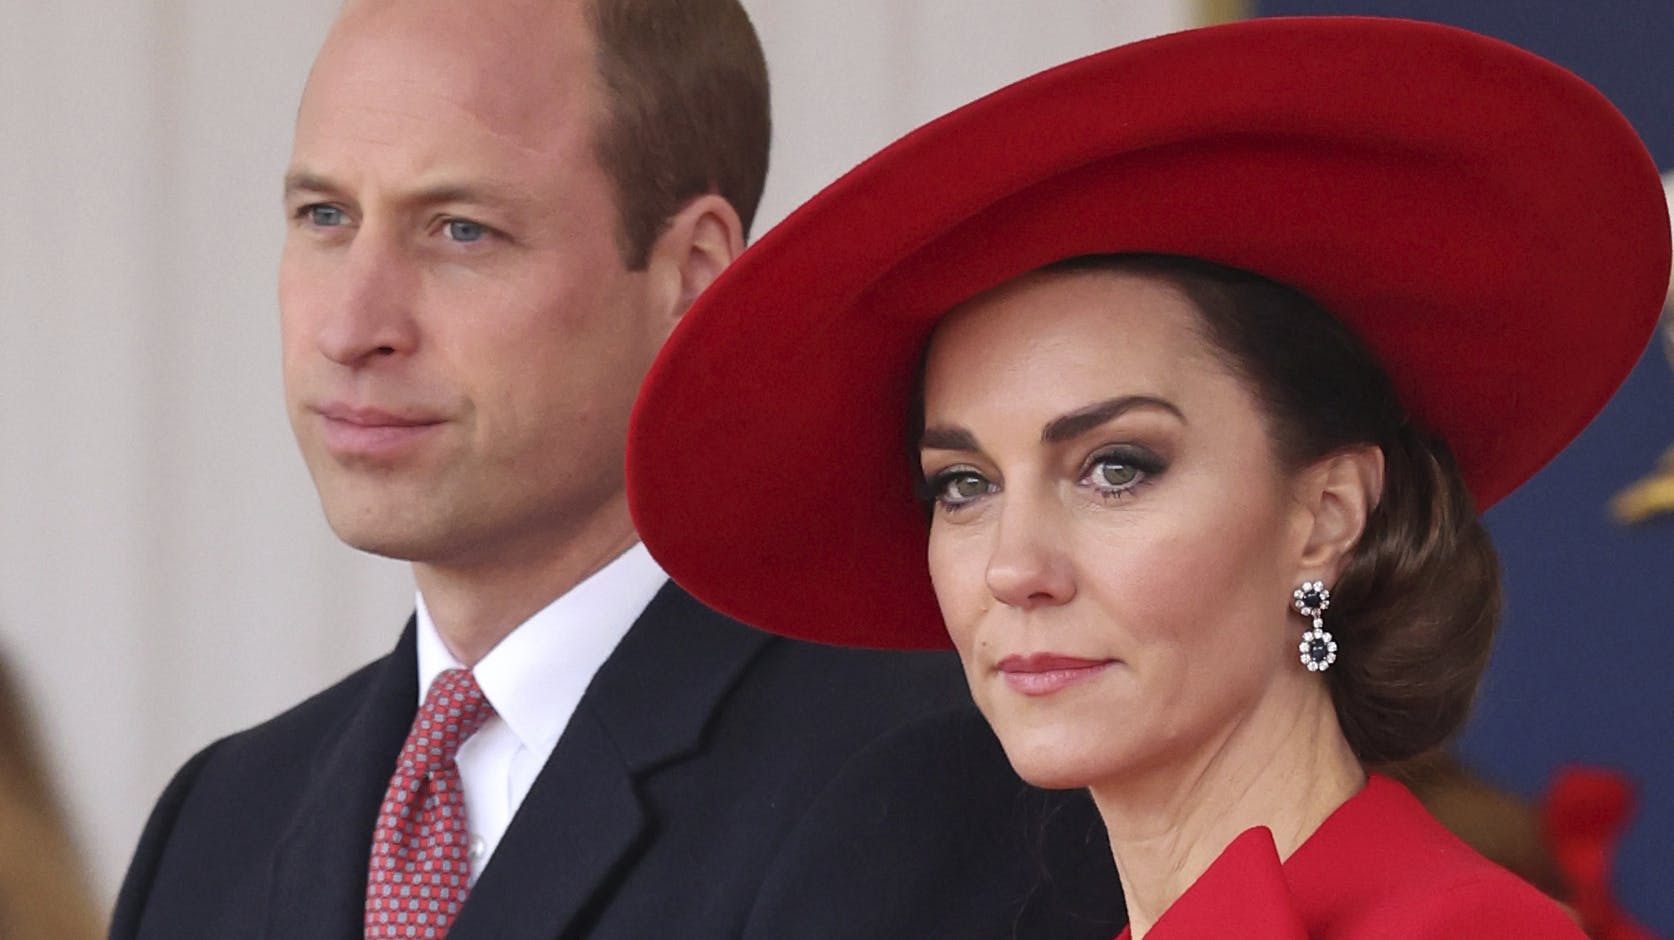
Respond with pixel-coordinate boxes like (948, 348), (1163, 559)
(110, 584), (1125, 939)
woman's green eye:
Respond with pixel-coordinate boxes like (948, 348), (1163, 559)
(928, 470), (993, 509)
(1083, 446), (1164, 498)
(1094, 462), (1140, 488)
(943, 474), (989, 501)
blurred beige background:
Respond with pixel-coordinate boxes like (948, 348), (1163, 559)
(0, 0), (1215, 905)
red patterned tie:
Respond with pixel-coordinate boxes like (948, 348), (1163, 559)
(365, 668), (496, 939)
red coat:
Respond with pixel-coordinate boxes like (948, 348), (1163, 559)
(1119, 775), (1583, 939)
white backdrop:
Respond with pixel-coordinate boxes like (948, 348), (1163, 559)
(0, 0), (1212, 905)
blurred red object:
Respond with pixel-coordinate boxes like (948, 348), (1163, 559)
(1543, 766), (1661, 940)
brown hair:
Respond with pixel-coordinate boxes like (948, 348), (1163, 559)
(586, 0), (771, 269)
(1385, 752), (1569, 901)
(0, 651), (101, 940)
(1051, 254), (1501, 765)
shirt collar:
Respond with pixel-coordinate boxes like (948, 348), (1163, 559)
(415, 542), (668, 756)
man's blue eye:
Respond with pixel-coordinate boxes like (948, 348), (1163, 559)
(446, 219), (487, 242)
(308, 205), (346, 226)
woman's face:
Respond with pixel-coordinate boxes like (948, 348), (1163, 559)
(919, 268), (1320, 791)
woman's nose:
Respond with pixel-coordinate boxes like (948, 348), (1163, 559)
(984, 496), (1076, 610)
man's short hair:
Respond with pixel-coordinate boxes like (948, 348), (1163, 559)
(587, 0), (771, 269)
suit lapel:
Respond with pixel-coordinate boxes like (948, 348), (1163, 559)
(441, 705), (643, 939)
(265, 620), (420, 940)
(448, 584), (771, 940)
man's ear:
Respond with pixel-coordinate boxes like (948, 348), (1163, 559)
(642, 193), (745, 338)
(1294, 443), (1385, 581)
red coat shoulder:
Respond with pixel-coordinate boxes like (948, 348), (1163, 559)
(1128, 776), (1584, 939)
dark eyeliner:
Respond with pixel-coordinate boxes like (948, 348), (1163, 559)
(1083, 443), (1168, 478)
(919, 466), (990, 509)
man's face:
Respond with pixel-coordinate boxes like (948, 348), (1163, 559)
(280, 0), (668, 569)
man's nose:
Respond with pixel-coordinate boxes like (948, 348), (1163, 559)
(312, 231), (418, 367)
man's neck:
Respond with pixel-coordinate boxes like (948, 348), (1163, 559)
(412, 505), (641, 666)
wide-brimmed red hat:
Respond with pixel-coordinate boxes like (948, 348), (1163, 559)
(627, 16), (1669, 650)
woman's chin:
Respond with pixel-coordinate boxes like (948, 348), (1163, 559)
(993, 728), (1132, 792)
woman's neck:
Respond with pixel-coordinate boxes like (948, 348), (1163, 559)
(1090, 686), (1364, 939)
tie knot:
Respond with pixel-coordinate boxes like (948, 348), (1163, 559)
(404, 668), (496, 775)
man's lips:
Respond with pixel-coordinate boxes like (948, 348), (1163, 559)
(315, 402), (442, 425)
(995, 653), (1117, 697)
(313, 403), (445, 458)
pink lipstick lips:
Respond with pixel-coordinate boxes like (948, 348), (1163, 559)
(996, 653), (1115, 696)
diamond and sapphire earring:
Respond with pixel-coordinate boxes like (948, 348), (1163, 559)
(1293, 580), (1337, 672)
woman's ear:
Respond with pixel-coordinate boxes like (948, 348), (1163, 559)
(642, 193), (745, 339)
(1295, 443), (1385, 581)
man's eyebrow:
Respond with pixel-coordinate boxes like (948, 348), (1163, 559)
(918, 426), (980, 452)
(404, 183), (522, 207)
(1041, 395), (1184, 443)
(282, 170), (338, 198)
(281, 171), (527, 210)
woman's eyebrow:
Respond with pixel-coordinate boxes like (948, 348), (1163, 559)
(1041, 395), (1185, 443)
(919, 426), (979, 451)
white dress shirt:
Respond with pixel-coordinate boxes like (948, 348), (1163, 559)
(414, 542), (668, 884)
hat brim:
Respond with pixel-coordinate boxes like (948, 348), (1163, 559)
(627, 16), (1670, 650)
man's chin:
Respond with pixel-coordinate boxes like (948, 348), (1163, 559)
(328, 526), (430, 562)
(318, 500), (446, 563)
